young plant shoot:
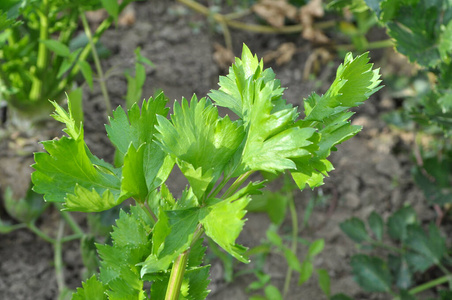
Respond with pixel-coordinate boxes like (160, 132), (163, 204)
(32, 44), (381, 299)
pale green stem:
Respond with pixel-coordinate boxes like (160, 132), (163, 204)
(335, 39), (394, 52)
(30, 0), (49, 102)
(165, 250), (190, 300)
(28, 222), (56, 244)
(164, 224), (205, 300)
(59, 209), (84, 235)
(141, 202), (157, 225)
(80, 12), (112, 116)
(176, 0), (336, 34)
(60, 233), (84, 243)
(407, 275), (452, 296)
(54, 221), (66, 294)
(209, 175), (230, 199)
(283, 196), (298, 297)
(52, 17), (113, 100)
(369, 240), (405, 255)
(222, 171), (254, 199)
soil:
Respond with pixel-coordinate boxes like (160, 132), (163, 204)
(0, 1), (443, 299)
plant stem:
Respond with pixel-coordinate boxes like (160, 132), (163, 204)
(283, 195), (298, 297)
(30, 0), (49, 103)
(53, 17), (113, 101)
(335, 39), (394, 52)
(177, 0), (336, 34)
(165, 250), (190, 300)
(407, 275), (452, 296)
(60, 233), (84, 243)
(59, 209), (84, 236)
(141, 202), (157, 225)
(222, 171), (254, 199)
(209, 175), (230, 199)
(54, 221), (66, 294)
(369, 240), (405, 255)
(28, 222), (56, 244)
(80, 12), (112, 117)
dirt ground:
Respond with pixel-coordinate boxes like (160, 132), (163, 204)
(0, 1), (440, 299)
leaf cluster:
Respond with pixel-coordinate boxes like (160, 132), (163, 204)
(0, 0), (133, 115)
(32, 44), (381, 298)
(339, 207), (452, 299)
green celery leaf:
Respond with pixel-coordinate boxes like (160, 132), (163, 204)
(184, 266), (211, 300)
(200, 195), (250, 263)
(302, 52), (381, 121)
(340, 217), (371, 243)
(106, 93), (169, 155)
(141, 208), (201, 276)
(32, 133), (121, 211)
(97, 206), (152, 297)
(155, 95), (245, 198)
(107, 94), (174, 195)
(72, 275), (107, 300)
(292, 52), (381, 190)
(187, 238), (207, 268)
(210, 44), (317, 175)
(174, 187), (200, 210)
(32, 100), (123, 212)
(121, 143), (148, 202)
(351, 254), (392, 292)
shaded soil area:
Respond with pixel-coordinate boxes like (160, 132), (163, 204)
(0, 1), (443, 299)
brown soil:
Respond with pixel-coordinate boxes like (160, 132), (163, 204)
(0, 1), (438, 299)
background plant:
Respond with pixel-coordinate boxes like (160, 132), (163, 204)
(31, 44), (381, 299)
(0, 0), (135, 125)
(337, 207), (452, 299)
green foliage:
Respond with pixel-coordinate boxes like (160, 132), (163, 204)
(3, 184), (46, 223)
(339, 207), (452, 299)
(0, 0), (134, 121)
(31, 44), (381, 299)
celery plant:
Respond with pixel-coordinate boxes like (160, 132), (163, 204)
(32, 44), (381, 299)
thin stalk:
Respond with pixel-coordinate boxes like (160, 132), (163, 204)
(369, 240), (405, 255)
(52, 16), (113, 100)
(283, 196), (298, 297)
(436, 263), (452, 288)
(209, 175), (230, 199)
(59, 210), (84, 236)
(222, 171), (254, 199)
(54, 221), (66, 294)
(335, 39), (394, 52)
(176, 0), (336, 34)
(30, 0), (49, 102)
(165, 250), (190, 300)
(141, 202), (157, 225)
(80, 12), (112, 117)
(60, 233), (84, 243)
(407, 275), (452, 296)
(28, 222), (56, 244)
